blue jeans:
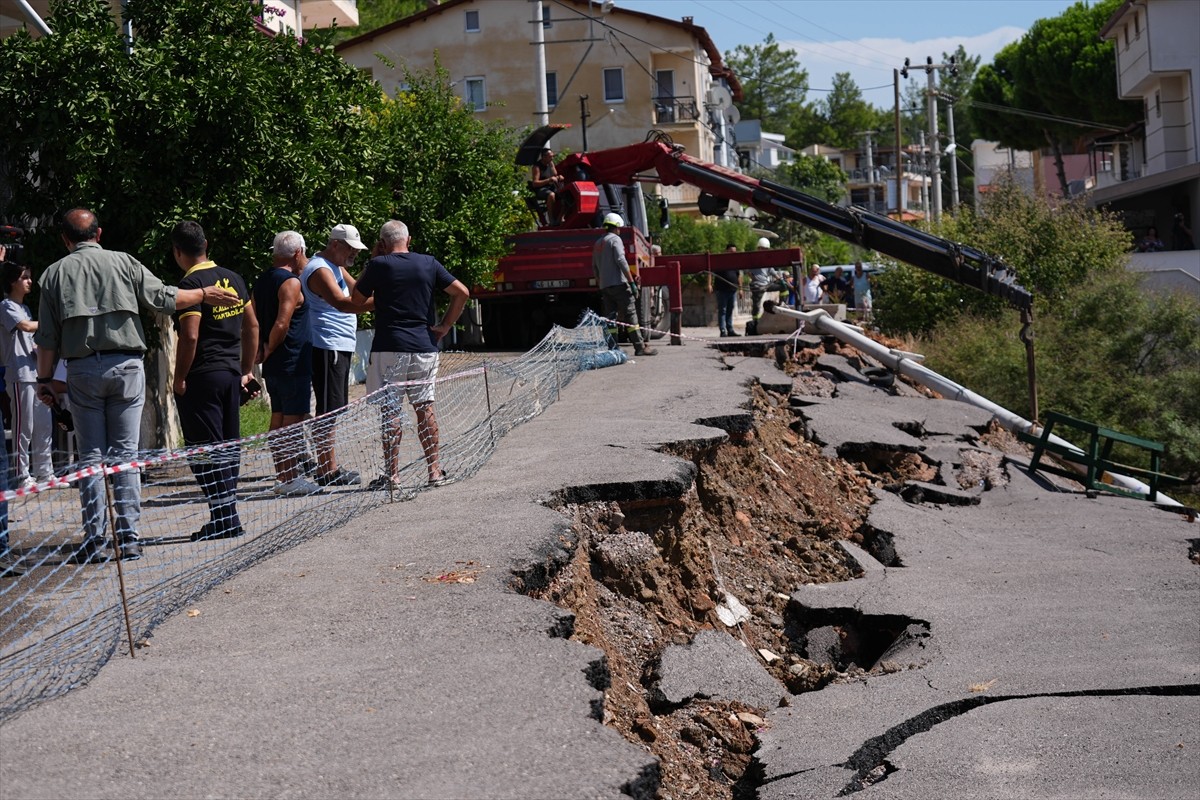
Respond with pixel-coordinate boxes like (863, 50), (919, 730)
(716, 289), (737, 334)
(67, 354), (144, 547)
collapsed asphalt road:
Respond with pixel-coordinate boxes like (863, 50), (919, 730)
(0, 333), (1196, 800)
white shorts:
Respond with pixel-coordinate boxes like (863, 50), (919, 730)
(367, 351), (440, 405)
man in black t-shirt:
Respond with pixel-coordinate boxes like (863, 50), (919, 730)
(352, 220), (469, 489)
(172, 221), (259, 541)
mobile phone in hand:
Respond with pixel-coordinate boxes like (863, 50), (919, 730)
(51, 402), (74, 432)
(239, 378), (261, 406)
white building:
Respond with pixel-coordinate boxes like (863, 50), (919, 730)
(1094, 0), (1199, 249)
(734, 120), (794, 173)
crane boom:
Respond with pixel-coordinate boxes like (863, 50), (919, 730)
(560, 137), (1034, 312)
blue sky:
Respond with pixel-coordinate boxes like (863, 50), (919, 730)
(615, 0), (1081, 105)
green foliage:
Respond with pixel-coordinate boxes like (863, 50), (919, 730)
(239, 398), (272, 438)
(820, 73), (888, 150)
(329, 0), (426, 43)
(0, 0), (524, 294)
(872, 176), (1132, 333)
(724, 34), (809, 136)
(371, 62), (527, 290)
(776, 155), (847, 204)
(871, 173), (1199, 482)
(652, 216), (759, 257)
(921, 270), (1200, 481)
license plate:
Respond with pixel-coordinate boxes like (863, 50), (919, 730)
(532, 279), (571, 289)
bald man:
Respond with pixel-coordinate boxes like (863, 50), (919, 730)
(35, 208), (241, 564)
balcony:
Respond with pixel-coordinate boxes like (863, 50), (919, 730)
(653, 95), (700, 126)
(300, 0), (358, 29)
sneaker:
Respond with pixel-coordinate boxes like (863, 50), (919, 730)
(634, 346), (657, 356)
(18, 477), (36, 492)
(273, 477), (323, 497)
(315, 468), (361, 487)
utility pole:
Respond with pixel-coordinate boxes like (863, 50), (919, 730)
(901, 56), (958, 224)
(856, 130), (878, 212)
(925, 57), (941, 223)
(532, 0), (549, 126)
(944, 94), (959, 211)
(894, 69), (904, 218)
(918, 130), (929, 219)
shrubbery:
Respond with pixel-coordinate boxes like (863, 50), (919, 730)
(874, 179), (1199, 484)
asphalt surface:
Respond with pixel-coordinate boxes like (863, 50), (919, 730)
(1, 326), (1197, 799)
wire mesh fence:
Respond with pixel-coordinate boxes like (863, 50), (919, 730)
(0, 311), (616, 724)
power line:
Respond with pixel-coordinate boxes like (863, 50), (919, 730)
(964, 99), (1126, 132)
(550, 0), (887, 97)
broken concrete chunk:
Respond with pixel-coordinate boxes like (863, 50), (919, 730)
(652, 629), (786, 710)
(758, 648), (781, 663)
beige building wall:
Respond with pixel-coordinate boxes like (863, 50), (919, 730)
(337, 0), (727, 197)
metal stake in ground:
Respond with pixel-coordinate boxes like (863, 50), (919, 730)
(103, 469), (137, 660)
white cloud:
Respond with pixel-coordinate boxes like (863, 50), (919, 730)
(777, 26), (1028, 100)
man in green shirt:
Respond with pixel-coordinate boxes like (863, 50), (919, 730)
(35, 208), (240, 564)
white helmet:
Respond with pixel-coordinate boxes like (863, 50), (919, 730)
(756, 237), (771, 249)
(603, 212), (624, 228)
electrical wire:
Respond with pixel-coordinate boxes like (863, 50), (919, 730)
(549, 0), (888, 96)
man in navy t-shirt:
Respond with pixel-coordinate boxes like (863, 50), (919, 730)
(352, 220), (469, 489)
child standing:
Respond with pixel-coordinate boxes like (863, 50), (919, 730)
(0, 262), (54, 489)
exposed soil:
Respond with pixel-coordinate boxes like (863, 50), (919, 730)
(524, 337), (987, 800)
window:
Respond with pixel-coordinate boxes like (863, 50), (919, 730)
(1155, 90), (1161, 118)
(465, 77), (486, 112)
(603, 68), (624, 103)
(545, 72), (558, 108)
(1123, 26), (1128, 49)
(1133, 12), (1139, 37)
(542, 5), (551, 28)
(465, 10), (479, 32)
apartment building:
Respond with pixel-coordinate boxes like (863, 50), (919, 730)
(335, 0), (741, 214)
(1094, 0), (1199, 245)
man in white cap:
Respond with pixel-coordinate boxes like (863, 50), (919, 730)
(300, 223), (374, 486)
(592, 212), (655, 356)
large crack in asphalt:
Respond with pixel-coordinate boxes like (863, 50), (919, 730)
(827, 683), (1200, 795)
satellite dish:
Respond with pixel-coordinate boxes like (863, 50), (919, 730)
(725, 105), (741, 126)
(708, 84), (733, 108)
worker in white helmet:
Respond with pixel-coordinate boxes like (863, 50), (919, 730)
(745, 236), (774, 335)
(591, 212), (656, 356)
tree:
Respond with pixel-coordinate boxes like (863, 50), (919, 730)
(725, 33), (809, 135)
(969, 0), (1139, 197)
(0, 0), (525, 443)
(821, 73), (886, 150)
(330, 0), (427, 43)
(0, 0), (523, 289)
(873, 176), (1199, 482)
(752, 155), (848, 257)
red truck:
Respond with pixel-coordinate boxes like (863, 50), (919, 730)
(472, 128), (1032, 348)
